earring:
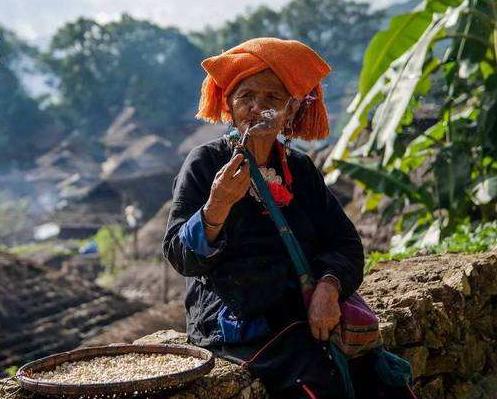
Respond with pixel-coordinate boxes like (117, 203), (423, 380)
(284, 121), (294, 156)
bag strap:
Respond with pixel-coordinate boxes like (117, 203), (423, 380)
(238, 141), (357, 399)
(240, 146), (313, 281)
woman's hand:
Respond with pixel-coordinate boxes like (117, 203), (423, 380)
(308, 281), (341, 341)
(203, 153), (250, 227)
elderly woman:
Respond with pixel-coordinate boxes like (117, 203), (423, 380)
(163, 38), (415, 399)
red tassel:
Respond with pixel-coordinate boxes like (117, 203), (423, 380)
(294, 84), (330, 141)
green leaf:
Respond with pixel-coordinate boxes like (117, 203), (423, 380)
(370, 2), (468, 165)
(455, 1), (494, 63)
(358, 0), (465, 96)
(358, 11), (433, 96)
(335, 159), (434, 207)
(425, 0), (465, 13)
(327, 2), (468, 178)
(480, 58), (496, 81)
(478, 88), (497, 157)
(433, 143), (473, 210)
(323, 77), (386, 180)
(363, 192), (383, 212)
(406, 121), (446, 154)
(415, 56), (441, 95)
(399, 121), (446, 172)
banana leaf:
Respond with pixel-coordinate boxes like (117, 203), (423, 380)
(357, 0), (463, 97)
(358, 11), (432, 97)
(371, 1), (468, 165)
(334, 159), (434, 208)
(325, 0), (467, 181)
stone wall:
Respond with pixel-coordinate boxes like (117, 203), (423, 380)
(3, 250), (497, 398)
(134, 249), (497, 399)
(360, 250), (497, 399)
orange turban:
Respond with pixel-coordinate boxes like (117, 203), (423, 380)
(195, 37), (332, 141)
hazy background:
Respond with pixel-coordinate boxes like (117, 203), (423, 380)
(1, 0), (402, 46)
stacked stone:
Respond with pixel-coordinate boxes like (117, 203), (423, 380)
(361, 250), (497, 399)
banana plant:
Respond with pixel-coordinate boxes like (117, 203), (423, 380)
(324, 0), (497, 247)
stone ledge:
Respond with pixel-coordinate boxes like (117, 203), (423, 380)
(133, 330), (267, 399)
(360, 250), (497, 399)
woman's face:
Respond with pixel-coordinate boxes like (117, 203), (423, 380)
(227, 69), (298, 136)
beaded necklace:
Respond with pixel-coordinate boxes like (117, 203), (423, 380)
(226, 130), (294, 208)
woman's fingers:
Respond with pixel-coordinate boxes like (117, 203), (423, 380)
(220, 154), (249, 188)
(215, 155), (241, 179)
(210, 154), (251, 208)
(310, 324), (321, 341)
(211, 155), (250, 204)
(232, 167), (251, 198)
(224, 154), (245, 175)
(308, 285), (342, 342)
(312, 323), (336, 342)
(309, 318), (330, 342)
(231, 159), (248, 179)
(215, 165), (227, 178)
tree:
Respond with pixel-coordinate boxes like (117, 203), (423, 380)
(0, 26), (51, 168)
(190, 6), (283, 56)
(324, 0), (497, 248)
(46, 15), (204, 136)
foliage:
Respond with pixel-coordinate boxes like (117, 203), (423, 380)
(0, 191), (30, 244)
(94, 224), (127, 277)
(0, 27), (53, 168)
(45, 14), (204, 136)
(367, 220), (497, 270)
(432, 219), (497, 252)
(4, 365), (18, 377)
(366, 247), (419, 272)
(9, 240), (81, 258)
(325, 0), (497, 245)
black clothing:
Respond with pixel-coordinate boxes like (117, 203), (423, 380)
(163, 135), (365, 346)
(162, 135), (366, 397)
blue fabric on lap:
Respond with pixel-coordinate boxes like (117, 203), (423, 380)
(217, 305), (270, 344)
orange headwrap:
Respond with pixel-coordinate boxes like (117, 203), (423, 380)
(195, 37), (332, 141)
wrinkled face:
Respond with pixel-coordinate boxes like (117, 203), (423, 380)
(227, 69), (297, 136)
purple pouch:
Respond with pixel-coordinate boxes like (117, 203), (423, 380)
(332, 292), (383, 358)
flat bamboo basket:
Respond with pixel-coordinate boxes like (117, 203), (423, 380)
(16, 344), (214, 398)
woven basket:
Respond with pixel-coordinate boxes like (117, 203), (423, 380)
(16, 344), (214, 398)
